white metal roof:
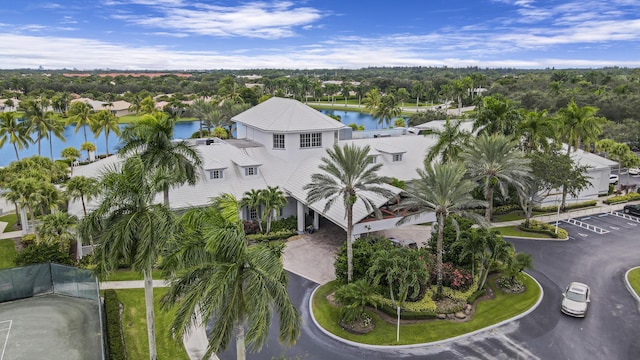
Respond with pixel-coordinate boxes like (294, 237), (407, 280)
(232, 97), (347, 133)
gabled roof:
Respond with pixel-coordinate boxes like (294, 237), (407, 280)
(232, 97), (347, 133)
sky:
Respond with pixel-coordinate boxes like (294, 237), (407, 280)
(1, 0), (640, 70)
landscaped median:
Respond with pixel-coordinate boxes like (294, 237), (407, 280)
(624, 267), (640, 303)
(310, 273), (542, 346)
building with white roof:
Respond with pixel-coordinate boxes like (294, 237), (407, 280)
(69, 97), (615, 243)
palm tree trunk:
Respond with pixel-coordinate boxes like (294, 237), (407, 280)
(49, 132), (54, 160)
(81, 195), (87, 217)
(163, 188), (170, 208)
(83, 125), (88, 143)
(143, 268), (157, 360)
(29, 208), (40, 243)
(235, 318), (246, 360)
(346, 204), (354, 283)
(13, 143), (20, 160)
(105, 129), (110, 157)
(484, 181), (494, 222)
(436, 213), (445, 299)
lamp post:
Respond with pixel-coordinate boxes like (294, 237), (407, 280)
(555, 198), (561, 234)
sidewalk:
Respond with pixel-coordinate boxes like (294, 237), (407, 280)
(100, 280), (218, 360)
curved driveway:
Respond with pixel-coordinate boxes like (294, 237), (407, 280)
(218, 213), (640, 359)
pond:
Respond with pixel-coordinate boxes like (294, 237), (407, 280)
(0, 109), (392, 167)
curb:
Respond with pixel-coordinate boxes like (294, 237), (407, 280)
(308, 272), (544, 350)
(502, 235), (569, 241)
(623, 267), (640, 308)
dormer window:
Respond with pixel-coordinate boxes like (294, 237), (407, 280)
(245, 167), (257, 176)
(209, 170), (224, 179)
(393, 154), (403, 162)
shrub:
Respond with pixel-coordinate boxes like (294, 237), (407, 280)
(268, 216), (297, 233)
(519, 219), (568, 239)
(493, 204), (522, 215)
(14, 242), (73, 267)
(563, 200), (597, 210)
(334, 236), (397, 283)
(604, 192), (640, 204)
(439, 282), (478, 303)
(466, 289), (486, 304)
(429, 262), (473, 291)
(104, 290), (127, 360)
(243, 220), (261, 235)
(246, 230), (296, 242)
(20, 234), (36, 247)
(372, 293), (437, 318)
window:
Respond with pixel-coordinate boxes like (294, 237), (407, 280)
(393, 154), (403, 162)
(209, 170), (223, 179)
(300, 132), (322, 148)
(245, 167), (257, 176)
(249, 208), (258, 220)
(273, 134), (285, 149)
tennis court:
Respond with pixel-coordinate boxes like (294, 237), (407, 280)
(0, 294), (103, 360)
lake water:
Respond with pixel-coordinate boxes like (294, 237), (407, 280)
(0, 109), (393, 167)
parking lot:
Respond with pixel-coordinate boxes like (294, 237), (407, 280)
(560, 210), (640, 239)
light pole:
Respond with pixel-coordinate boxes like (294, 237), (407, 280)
(555, 198), (561, 234)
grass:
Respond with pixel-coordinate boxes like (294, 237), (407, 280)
(115, 288), (189, 360)
(493, 225), (554, 239)
(312, 273), (540, 345)
(628, 268), (640, 296)
(0, 213), (18, 233)
(0, 239), (16, 269)
(117, 114), (197, 124)
(103, 268), (164, 281)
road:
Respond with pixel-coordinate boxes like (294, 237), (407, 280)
(217, 212), (640, 359)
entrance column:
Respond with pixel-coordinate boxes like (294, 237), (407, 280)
(313, 210), (319, 230)
(297, 200), (305, 234)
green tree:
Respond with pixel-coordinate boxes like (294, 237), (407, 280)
(90, 110), (120, 156)
(80, 156), (176, 360)
(80, 141), (96, 161)
(260, 186), (287, 234)
(119, 113), (203, 207)
(374, 94), (401, 128)
(463, 134), (531, 221)
(43, 114), (66, 160)
(67, 101), (94, 143)
(61, 147), (81, 175)
(333, 279), (379, 323)
(0, 112), (32, 160)
(162, 194), (301, 360)
(517, 109), (555, 153)
(22, 98), (56, 156)
(558, 99), (606, 154)
(37, 211), (78, 252)
(304, 143), (394, 283)
(397, 162), (485, 298)
(473, 95), (523, 136)
(138, 96), (156, 115)
(65, 176), (99, 216)
(477, 233), (514, 290)
(242, 189), (264, 233)
(424, 118), (472, 164)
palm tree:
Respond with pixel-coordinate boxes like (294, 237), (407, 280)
(517, 109), (555, 153)
(22, 98), (55, 156)
(38, 212), (78, 251)
(118, 113), (203, 207)
(61, 147), (81, 175)
(67, 101), (94, 143)
(0, 112), (32, 160)
(363, 88), (382, 127)
(375, 94), (401, 128)
(424, 118), (472, 164)
(91, 110), (121, 156)
(80, 156), (176, 360)
(44, 114), (66, 160)
(304, 143), (395, 283)
(473, 95), (523, 136)
(80, 141), (96, 161)
(65, 176), (99, 216)
(162, 194), (301, 360)
(190, 98), (221, 136)
(260, 186), (287, 234)
(477, 233), (514, 290)
(242, 189), (264, 233)
(463, 134), (531, 222)
(455, 228), (492, 279)
(558, 99), (606, 154)
(396, 162), (485, 298)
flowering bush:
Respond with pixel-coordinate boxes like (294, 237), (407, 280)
(429, 262), (474, 291)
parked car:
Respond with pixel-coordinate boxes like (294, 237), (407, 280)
(609, 174), (619, 184)
(561, 282), (591, 317)
(623, 204), (640, 216)
(628, 168), (640, 175)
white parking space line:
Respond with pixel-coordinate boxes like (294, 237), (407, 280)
(628, 222), (638, 226)
(0, 320), (12, 360)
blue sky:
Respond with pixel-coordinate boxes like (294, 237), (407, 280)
(1, 0), (639, 70)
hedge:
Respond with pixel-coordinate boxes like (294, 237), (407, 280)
(520, 219), (568, 239)
(104, 290), (127, 360)
(246, 229), (297, 242)
(466, 289), (486, 304)
(536, 200), (597, 212)
(603, 192), (640, 204)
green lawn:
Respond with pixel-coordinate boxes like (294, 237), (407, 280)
(0, 213), (18, 233)
(312, 274), (540, 345)
(0, 239), (16, 269)
(103, 268), (164, 281)
(628, 268), (640, 296)
(493, 225), (554, 239)
(115, 288), (189, 360)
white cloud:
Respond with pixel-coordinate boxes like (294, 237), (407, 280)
(110, 1), (324, 39)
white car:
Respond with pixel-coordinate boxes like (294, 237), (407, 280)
(628, 168), (640, 176)
(561, 282), (590, 317)
(609, 174), (619, 184)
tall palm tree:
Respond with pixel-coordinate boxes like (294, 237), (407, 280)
(397, 162), (485, 298)
(61, 147), (81, 175)
(374, 94), (401, 128)
(259, 186), (287, 234)
(473, 95), (523, 136)
(0, 112), (32, 160)
(363, 88), (382, 127)
(190, 98), (221, 136)
(162, 194), (301, 360)
(463, 134), (531, 221)
(242, 189), (264, 233)
(119, 113), (203, 207)
(558, 99), (606, 154)
(91, 110), (121, 156)
(304, 143), (395, 283)
(22, 98), (55, 156)
(80, 156), (176, 360)
(67, 101), (94, 143)
(44, 114), (66, 160)
(65, 176), (99, 216)
(424, 118), (472, 164)
(517, 109), (555, 153)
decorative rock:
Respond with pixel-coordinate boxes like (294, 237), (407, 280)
(455, 312), (466, 319)
(447, 313), (456, 319)
(465, 307), (472, 315)
(436, 313), (447, 319)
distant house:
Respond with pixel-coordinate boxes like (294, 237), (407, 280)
(0, 98), (19, 112)
(71, 98), (132, 117)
